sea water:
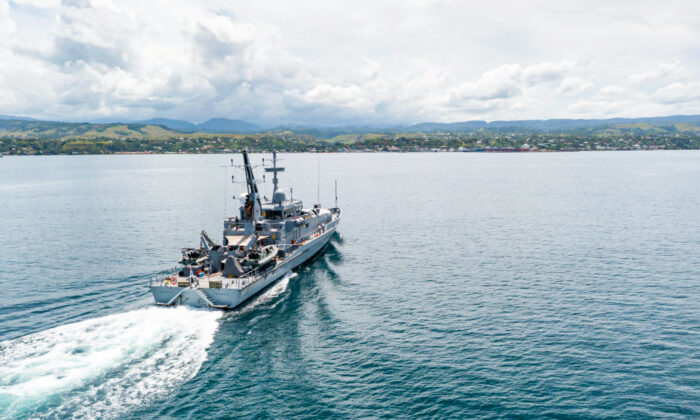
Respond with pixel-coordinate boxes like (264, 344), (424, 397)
(0, 151), (698, 418)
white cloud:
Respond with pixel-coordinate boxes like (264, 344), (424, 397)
(653, 82), (700, 104)
(452, 64), (523, 101)
(11, 0), (61, 7)
(628, 62), (688, 84)
(1, 0), (700, 124)
(523, 61), (574, 84)
(558, 77), (593, 94)
(599, 85), (625, 96)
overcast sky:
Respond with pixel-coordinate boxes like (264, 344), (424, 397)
(1, 0), (699, 125)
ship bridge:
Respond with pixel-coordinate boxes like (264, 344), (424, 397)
(262, 189), (303, 219)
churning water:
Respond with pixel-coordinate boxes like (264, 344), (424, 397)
(0, 307), (221, 418)
(0, 152), (699, 418)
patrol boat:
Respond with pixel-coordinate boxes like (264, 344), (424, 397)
(149, 150), (340, 309)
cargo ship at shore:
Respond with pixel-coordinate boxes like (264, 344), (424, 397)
(149, 150), (340, 309)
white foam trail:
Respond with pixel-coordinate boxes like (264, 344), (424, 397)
(0, 306), (221, 419)
(256, 273), (295, 307)
(233, 273), (296, 319)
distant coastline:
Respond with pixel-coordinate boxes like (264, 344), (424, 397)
(1, 115), (699, 155)
(1, 132), (697, 155)
(1, 142), (695, 156)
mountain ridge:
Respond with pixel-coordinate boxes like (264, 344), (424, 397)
(134, 117), (261, 133)
(1, 114), (700, 138)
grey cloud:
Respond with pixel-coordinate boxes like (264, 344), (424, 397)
(524, 62), (573, 84)
(468, 85), (521, 100)
(61, 0), (91, 8)
(195, 26), (241, 61)
(49, 37), (125, 67)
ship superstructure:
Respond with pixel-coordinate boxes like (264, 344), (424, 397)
(149, 150), (340, 309)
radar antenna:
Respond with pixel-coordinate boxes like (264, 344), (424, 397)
(263, 150), (285, 195)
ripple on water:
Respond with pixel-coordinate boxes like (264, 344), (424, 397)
(1, 152), (700, 418)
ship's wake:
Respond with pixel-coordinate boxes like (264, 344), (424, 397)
(0, 306), (221, 419)
(233, 273), (297, 321)
(260, 273), (295, 307)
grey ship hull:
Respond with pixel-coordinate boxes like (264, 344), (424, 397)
(149, 218), (338, 309)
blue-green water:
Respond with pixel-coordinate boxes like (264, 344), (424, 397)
(1, 152), (699, 419)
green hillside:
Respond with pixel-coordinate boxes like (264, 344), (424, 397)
(1, 117), (699, 155)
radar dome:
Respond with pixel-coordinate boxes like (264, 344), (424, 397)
(273, 190), (287, 203)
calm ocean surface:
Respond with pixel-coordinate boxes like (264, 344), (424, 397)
(0, 151), (699, 419)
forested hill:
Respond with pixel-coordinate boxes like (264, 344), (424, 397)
(0, 119), (183, 139)
(1, 115), (700, 155)
(2, 114), (700, 140)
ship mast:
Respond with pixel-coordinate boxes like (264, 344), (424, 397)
(264, 150), (285, 203)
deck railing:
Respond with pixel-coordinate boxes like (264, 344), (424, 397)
(147, 265), (266, 291)
(148, 267), (180, 287)
(148, 222), (336, 290)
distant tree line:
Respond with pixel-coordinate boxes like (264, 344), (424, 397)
(1, 131), (698, 155)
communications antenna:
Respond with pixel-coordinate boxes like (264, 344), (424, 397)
(264, 151), (285, 200)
